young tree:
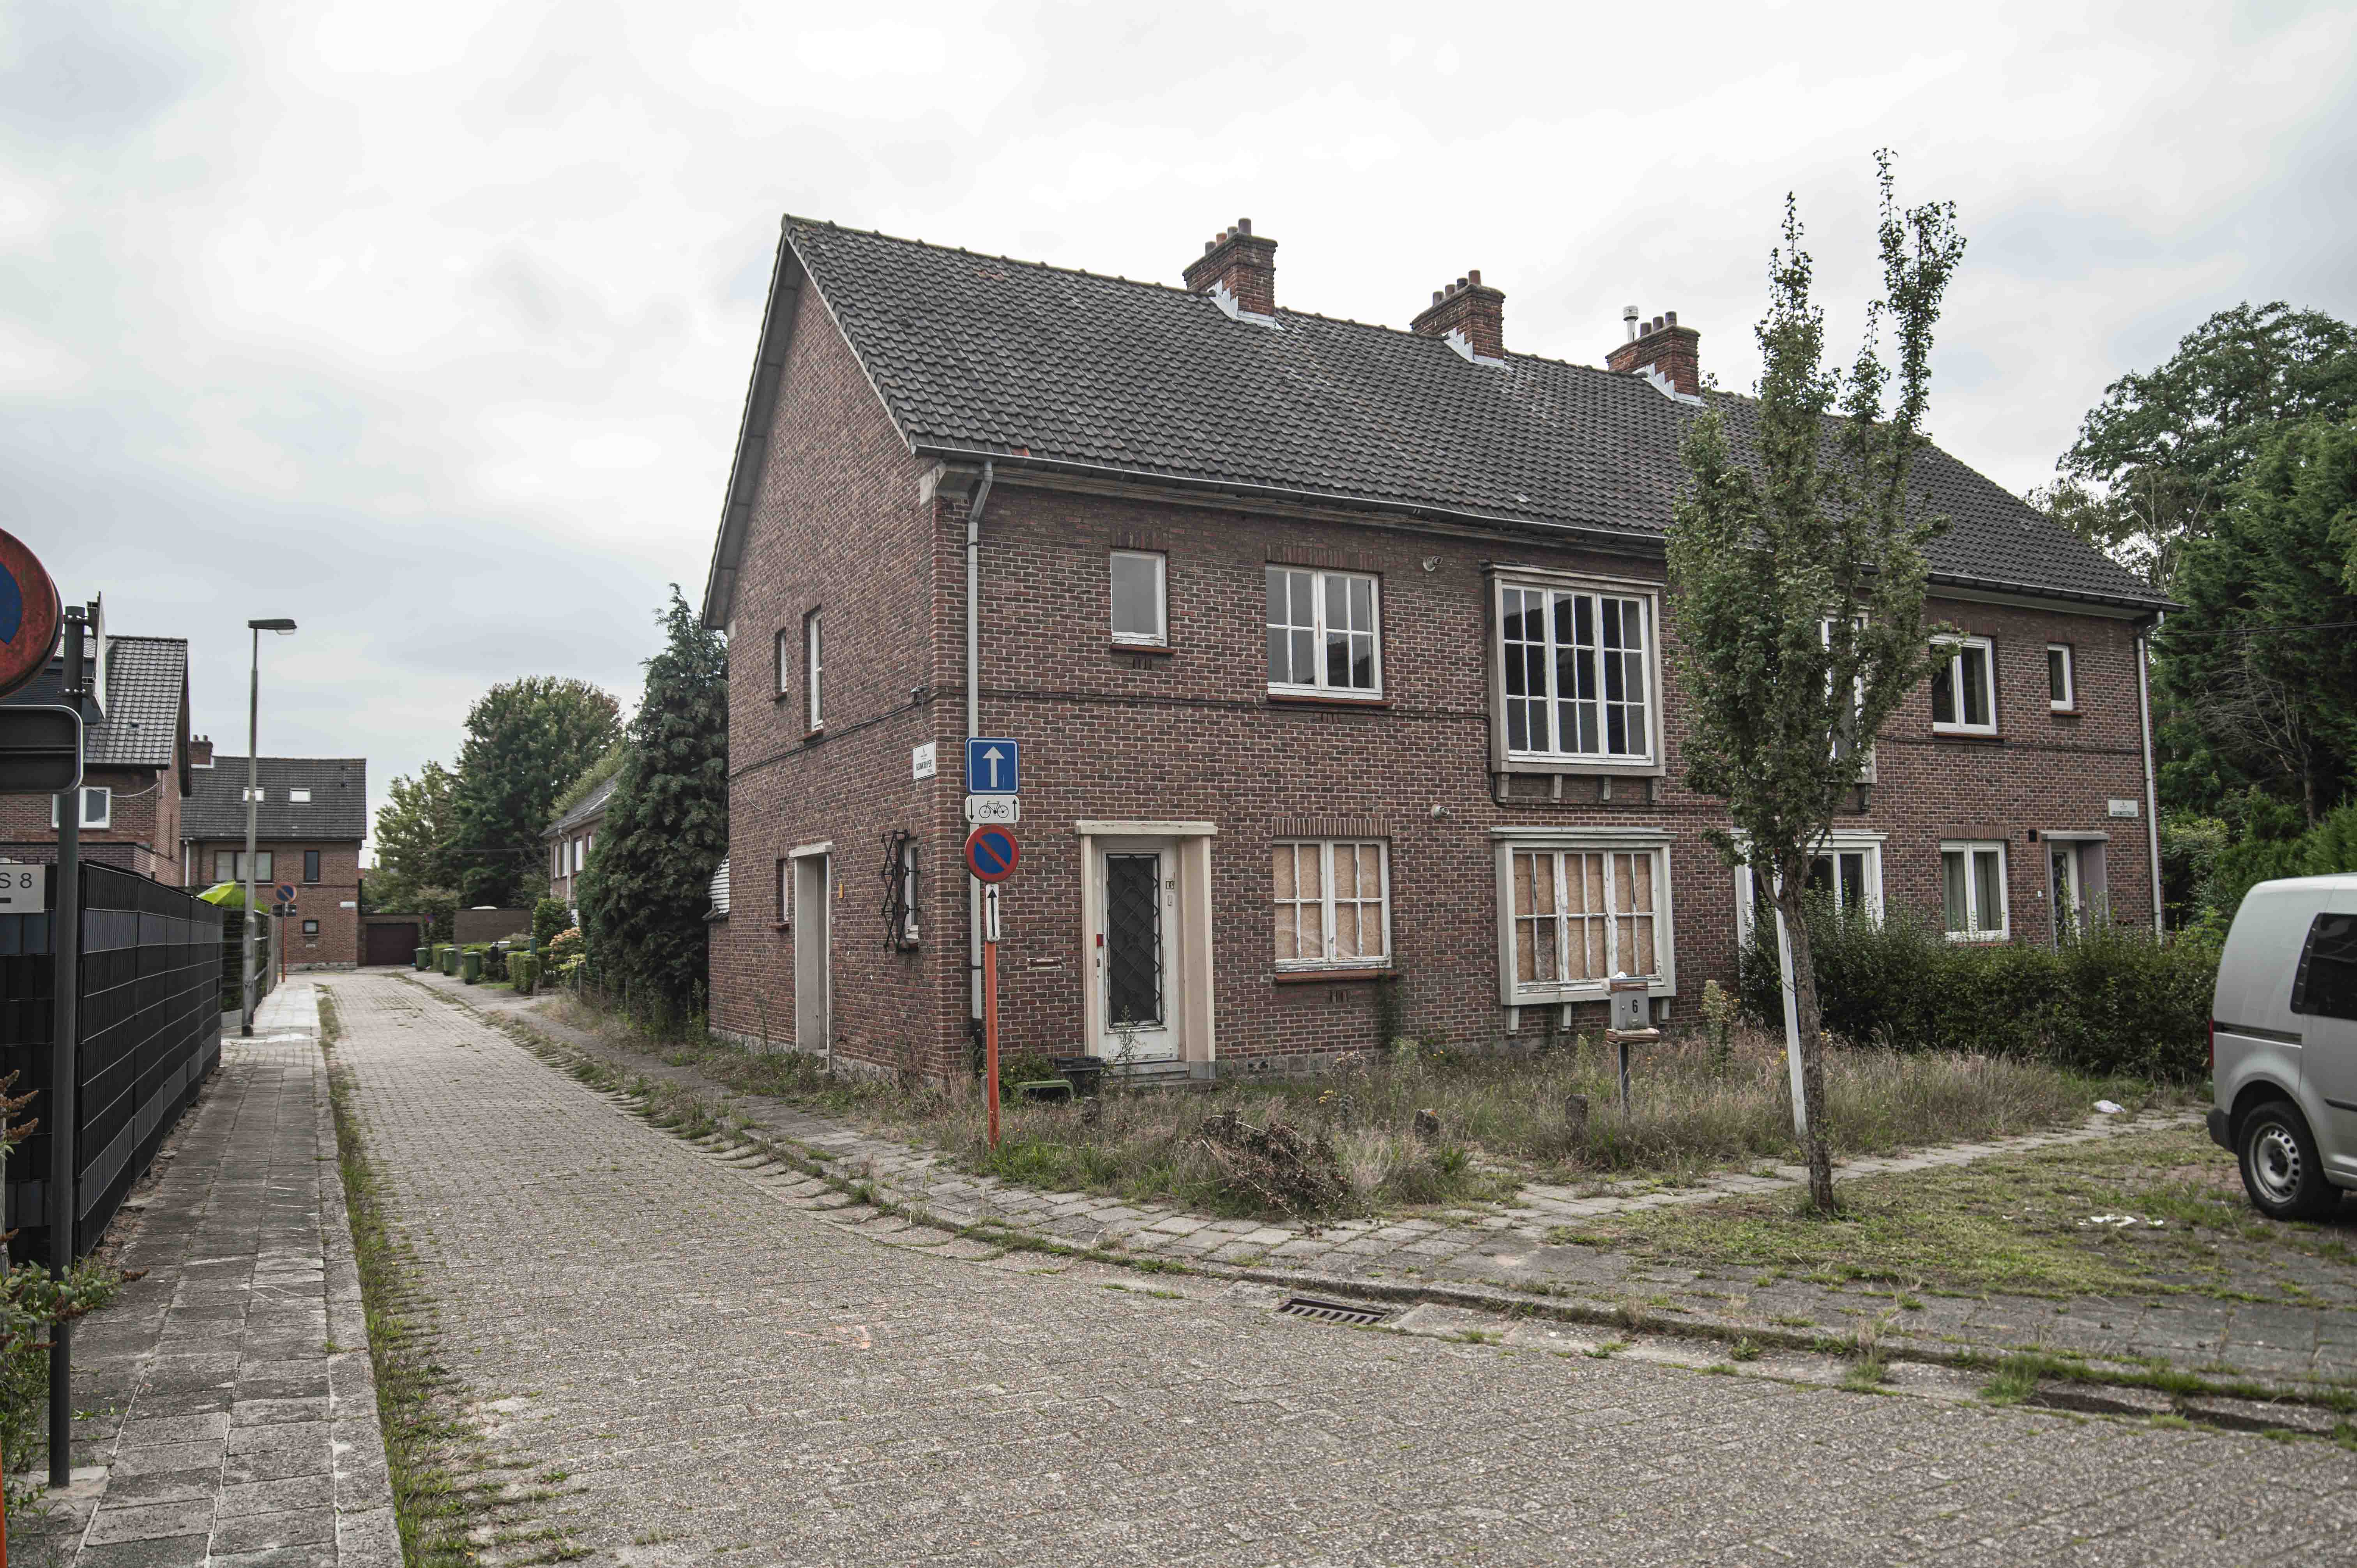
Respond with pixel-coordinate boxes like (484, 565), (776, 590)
(450, 677), (622, 908)
(578, 588), (728, 1022)
(2048, 303), (2357, 589)
(1668, 153), (1965, 1213)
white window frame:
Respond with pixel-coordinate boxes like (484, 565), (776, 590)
(301, 918), (320, 936)
(1930, 635), (1997, 735)
(1272, 839), (1392, 971)
(52, 786), (111, 830)
(1110, 550), (1168, 647)
(775, 626), (792, 697)
(1493, 575), (1659, 768)
(2047, 643), (2075, 711)
(1266, 566), (1382, 698)
(240, 787), (265, 803)
(1492, 830), (1676, 1004)
(898, 838), (921, 945)
(776, 856), (792, 927)
(1820, 616), (1878, 781)
(1940, 839), (2010, 942)
(552, 844), (563, 879)
(1733, 833), (1885, 946)
(289, 788), (311, 802)
(805, 611), (824, 729)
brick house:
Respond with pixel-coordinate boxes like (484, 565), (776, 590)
(180, 748), (369, 969)
(543, 774), (617, 911)
(0, 598), (193, 881)
(698, 215), (2171, 1081)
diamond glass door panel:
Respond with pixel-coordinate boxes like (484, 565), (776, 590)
(1104, 853), (1164, 1028)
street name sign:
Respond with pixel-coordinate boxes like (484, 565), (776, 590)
(964, 795), (1019, 825)
(0, 864), (47, 914)
(964, 825), (1020, 883)
(964, 737), (1019, 795)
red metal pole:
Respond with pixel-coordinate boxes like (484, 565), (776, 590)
(984, 932), (1000, 1150)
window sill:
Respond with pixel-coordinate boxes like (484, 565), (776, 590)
(802, 727), (826, 743)
(1266, 692), (1390, 710)
(1112, 641), (1173, 656)
(1272, 967), (1396, 985)
(1929, 729), (2002, 742)
(1500, 756), (1660, 773)
(1943, 931), (2010, 944)
(2049, 706), (2080, 718)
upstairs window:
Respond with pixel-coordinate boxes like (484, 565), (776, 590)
(212, 850), (273, 882)
(1110, 551), (1167, 646)
(1266, 567), (1380, 696)
(289, 788), (311, 802)
(805, 610), (825, 729)
(241, 787), (265, 802)
(1930, 636), (1997, 734)
(2047, 643), (2075, 711)
(775, 627), (792, 697)
(1941, 840), (2009, 940)
(304, 850), (321, 883)
(53, 786), (111, 830)
(1498, 581), (1654, 762)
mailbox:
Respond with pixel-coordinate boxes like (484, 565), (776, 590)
(1607, 976), (1651, 1033)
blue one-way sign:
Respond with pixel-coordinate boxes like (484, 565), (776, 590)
(965, 737), (1020, 795)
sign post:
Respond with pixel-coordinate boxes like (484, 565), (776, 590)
(964, 823), (1020, 1149)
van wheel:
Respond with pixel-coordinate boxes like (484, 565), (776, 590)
(2237, 1102), (2339, 1221)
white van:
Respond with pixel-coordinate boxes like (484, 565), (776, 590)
(2209, 874), (2357, 1219)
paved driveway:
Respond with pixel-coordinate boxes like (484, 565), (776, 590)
(323, 973), (2355, 1566)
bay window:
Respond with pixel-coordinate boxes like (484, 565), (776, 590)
(1496, 579), (1655, 763)
(1495, 832), (1675, 1001)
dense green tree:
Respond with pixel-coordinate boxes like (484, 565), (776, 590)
(577, 588), (728, 1022)
(450, 678), (622, 907)
(2155, 418), (2357, 825)
(365, 761), (463, 936)
(2046, 303), (2357, 588)
(1669, 153), (1964, 1213)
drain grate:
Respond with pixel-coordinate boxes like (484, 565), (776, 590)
(1278, 1295), (1391, 1327)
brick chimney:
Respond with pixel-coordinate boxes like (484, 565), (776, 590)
(1182, 218), (1278, 319)
(1607, 307), (1702, 397)
(189, 734), (214, 768)
(1411, 271), (1507, 362)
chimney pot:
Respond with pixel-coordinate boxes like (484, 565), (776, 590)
(1665, 310), (1677, 327)
(1468, 268), (1481, 286)
(1237, 217), (1251, 235)
(1410, 267), (1507, 359)
(1606, 305), (1703, 396)
(1181, 217), (1279, 316)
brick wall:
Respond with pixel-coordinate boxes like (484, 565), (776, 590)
(709, 312), (2161, 1083)
(188, 838), (362, 967)
(0, 762), (182, 883)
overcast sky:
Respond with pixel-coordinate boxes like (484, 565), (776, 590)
(6, 0), (2353, 859)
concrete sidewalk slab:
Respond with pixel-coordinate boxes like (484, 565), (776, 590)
(22, 979), (397, 1568)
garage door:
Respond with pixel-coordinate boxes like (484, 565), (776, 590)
(364, 922), (420, 966)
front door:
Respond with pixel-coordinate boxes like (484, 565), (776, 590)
(794, 854), (831, 1055)
(1095, 838), (1181, 1062)
(2049, 841), (2083, 942)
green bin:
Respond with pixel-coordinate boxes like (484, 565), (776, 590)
(442, 946), (457, 976)
(461, 948), (482, 984)
(414, 946), (429, 970)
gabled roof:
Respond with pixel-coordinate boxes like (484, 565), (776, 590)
(1, 632), (191, 773)
(184, 756), (368, 841)
(704, 216), (2166, 623)
(544, 773), (618, 840)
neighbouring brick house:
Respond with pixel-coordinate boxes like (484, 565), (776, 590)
(0, 597), (193, 881)
(181, 749), (368, 969)
(544, 774), (618, 911)
(698, 215), (2171, 1082)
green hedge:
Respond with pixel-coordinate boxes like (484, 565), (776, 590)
(1737, 899), (2215, 1080)
(510, 954), (540, 995)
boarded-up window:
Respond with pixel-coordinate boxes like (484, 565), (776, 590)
(1509, 846), (1663, 993)
(1273, 841), (1389, 968)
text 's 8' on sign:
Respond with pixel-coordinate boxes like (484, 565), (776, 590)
(964, 826), (1020, 883)
(0, 864), (47, 914)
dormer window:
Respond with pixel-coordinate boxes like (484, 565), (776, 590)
(290, 788), (311, 802)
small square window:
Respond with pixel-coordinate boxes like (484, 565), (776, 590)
(52, 786), (110, 830)
(2047, 644), (2075, 710)
(1930, 636), (1997, 735)
(302, 919), (319, 936)
(289, 788), (311, 802)
(1110, 551), (1167, 646)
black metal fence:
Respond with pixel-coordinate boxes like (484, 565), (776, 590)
(2, 863), (223, 1263)
(219, 909), (278, 1013)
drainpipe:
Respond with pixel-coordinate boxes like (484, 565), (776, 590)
(966, 462), (995, 1022)
(2136, 622), (2164, 934)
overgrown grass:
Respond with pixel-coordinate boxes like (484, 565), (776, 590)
(539, 995), (2172, 1220)
(1549, 1122), (2352, 1304)
(320, 987), (579, 1567)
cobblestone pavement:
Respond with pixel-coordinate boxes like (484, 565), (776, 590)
(407, 971), (2357, 1392)
(27, 980), (398, 1568)
(329, 971), (2357, 1566)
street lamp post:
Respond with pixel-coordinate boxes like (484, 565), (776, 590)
(241, 618), (296, 1037)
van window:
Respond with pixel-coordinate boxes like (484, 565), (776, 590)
(2289, 913), (2357, 1021)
